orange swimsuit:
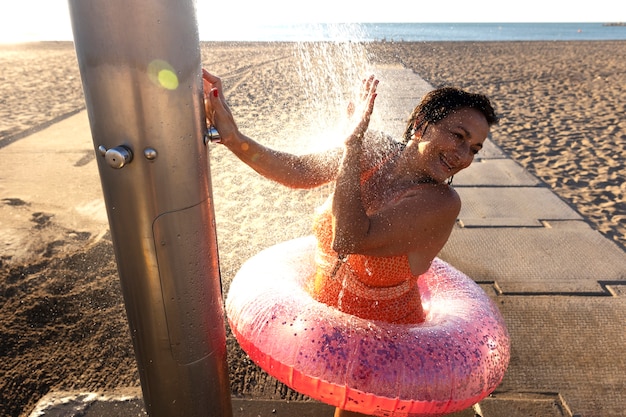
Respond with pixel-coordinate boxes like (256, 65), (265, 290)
(308, 154), (425, 324)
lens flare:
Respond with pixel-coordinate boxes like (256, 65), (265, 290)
(148, 59), (179, 90)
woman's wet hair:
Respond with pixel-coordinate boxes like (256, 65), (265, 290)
(402, 87), (499, 143)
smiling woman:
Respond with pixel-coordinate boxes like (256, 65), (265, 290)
(203, 66), (506, 415)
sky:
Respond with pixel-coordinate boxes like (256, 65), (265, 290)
(0, 0), (624, 44)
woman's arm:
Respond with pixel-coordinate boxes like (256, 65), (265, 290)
(219, 130), (343, 189)
(331, 76), (460, 264)
(331, 76), (378, 252)
(203, 70), (342, 189)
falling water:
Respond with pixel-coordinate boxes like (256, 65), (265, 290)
(292, 23), (374, 152)
(207, 24), (381, 288)
(291, 24), (377, 245)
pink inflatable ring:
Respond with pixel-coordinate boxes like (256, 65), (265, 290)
(226, 236), (510, 416)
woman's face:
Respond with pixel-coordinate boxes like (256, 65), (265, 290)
(413, 108), (490, 183)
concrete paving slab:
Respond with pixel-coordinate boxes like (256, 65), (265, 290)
(480, 392), (569, 417)
(0, 111), (108, 263)
(371, 65), (431, 138)
(473, 138), (507, 159)
(441, 223), (626, 294)
(30, 390), (572, 417)
(28, 391), (338, 417)
(497, 295), (626, 417)
(456, 187), (582, 227)
(454, 158), (541, 186)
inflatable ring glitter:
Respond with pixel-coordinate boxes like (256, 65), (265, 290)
(226, 236), (510, 416)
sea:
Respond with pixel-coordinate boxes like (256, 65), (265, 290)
(201, 22), (626, 42)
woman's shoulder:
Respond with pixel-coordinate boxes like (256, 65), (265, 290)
(364, 130), (402, 148)
(361, 130), (404, 165)
(397, 182), (461, 214)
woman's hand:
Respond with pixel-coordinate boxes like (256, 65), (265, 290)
(345, 75), (378, 146)
(202, 69), (238, 144)
(331, 75), (379, 255)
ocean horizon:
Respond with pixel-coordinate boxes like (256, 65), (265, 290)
(4, 22), (625, 45)
(200, 22), (626, 42)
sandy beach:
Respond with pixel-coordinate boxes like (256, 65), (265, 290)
(1, 40), (624, 416)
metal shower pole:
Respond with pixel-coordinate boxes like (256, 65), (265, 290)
(67, 1), (232, 416)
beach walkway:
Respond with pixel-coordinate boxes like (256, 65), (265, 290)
(18, 66), (626, 417)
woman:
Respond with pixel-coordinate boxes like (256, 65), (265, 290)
(203, 69), (498, 416)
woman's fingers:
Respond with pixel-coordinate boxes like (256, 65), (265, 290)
(347, 101), (356, 118)
(366, 76), (378, 102)
(202, 80), (239, 143)
(362, 77), (378, 120)
(202, 69), (224, 100)
(202, 71), (223, 127)
(202, 68), (220, 85)
(205, 89), (225, 124)
(202, 69), (234, 120)
(352, 75), (378, 117)
(343, 75), (378, 145)
(357, 75), (378, 113)
(360, 74), (378, 100)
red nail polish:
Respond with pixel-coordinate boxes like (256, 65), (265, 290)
(213, 89), (219, 98)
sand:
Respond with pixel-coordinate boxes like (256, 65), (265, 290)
(0, 40), (624, 417)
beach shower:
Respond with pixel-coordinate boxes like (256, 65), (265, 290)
(68, 0), (232, 416)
